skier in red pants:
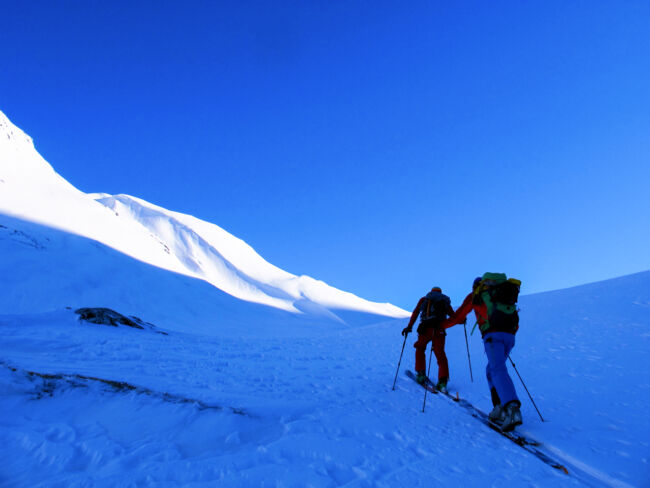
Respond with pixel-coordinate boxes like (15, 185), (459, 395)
(401, 287), (454, 391)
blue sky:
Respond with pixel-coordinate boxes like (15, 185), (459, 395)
(2, 1), (649, 309)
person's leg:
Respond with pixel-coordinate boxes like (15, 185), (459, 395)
(484, 351), (504, 421)
(413, 329), (433, 374)
(490, 332), (522, 429)
(432, 329), (449, 383)
(485, 366), (501, 404)
(490, 387), (501, 407)
(483, 332), (519, 406)
(485, 361), (494, 392)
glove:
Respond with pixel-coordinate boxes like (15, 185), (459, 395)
(401, 326), (412, 337)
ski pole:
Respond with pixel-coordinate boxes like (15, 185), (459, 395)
(422, 345), (435, 413)
(392, 332), (408, 391)
(509, 356), (545, 422)
(463, 322), (473, 382)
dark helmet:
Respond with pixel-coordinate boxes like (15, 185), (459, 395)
(431, 286), (442, 293)
(472, 277), (482, 290)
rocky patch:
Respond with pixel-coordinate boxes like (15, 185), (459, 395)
(75, 307), (168, 335)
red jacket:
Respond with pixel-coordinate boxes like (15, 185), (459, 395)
(442, 293), (488, 330)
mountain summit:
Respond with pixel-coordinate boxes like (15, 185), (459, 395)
(0, 110), (407, 330)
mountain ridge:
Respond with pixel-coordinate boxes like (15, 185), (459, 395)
(0, 109), (408, 326)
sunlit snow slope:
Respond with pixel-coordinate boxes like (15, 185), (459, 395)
(1, 110), (648, 487)
(0, 272), (648, 487)
(0, 110), (407, 328)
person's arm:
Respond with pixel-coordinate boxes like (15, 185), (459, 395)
(406, 297), (425, 328)
(443, 293), (472, 329)
(401, 297), (424, 335)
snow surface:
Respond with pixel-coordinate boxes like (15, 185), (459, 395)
(1, 110), (649, 487)
(1, 272), (648, 487)
(0, 109), (407, 324)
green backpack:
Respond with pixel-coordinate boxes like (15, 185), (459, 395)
(472, 272), (521, 334)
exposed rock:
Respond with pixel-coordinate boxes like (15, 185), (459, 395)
(2, 363), (246, 415)
(75, 307), (167, 334)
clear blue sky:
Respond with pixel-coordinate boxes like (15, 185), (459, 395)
(2, 1), (649, 309)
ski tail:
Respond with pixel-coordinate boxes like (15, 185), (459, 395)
(405, 370), (438, 393)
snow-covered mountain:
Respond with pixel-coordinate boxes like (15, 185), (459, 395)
(2, 110), (648, 487)
(0, 110), (407, 331)
(1, 270), (648, 487)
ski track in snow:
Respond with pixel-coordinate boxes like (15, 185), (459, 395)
(4, 304), (646, 487)
(1, 312), (588, 488)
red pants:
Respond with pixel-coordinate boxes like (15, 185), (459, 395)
(413, 328), (449, 381)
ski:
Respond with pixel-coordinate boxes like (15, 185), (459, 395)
(404, 370), (569, 475)
(438, 389), (539, 446)
(405, 369), (438, 393)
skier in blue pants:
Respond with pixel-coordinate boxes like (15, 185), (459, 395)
(484, 332), (519, 409)
(443, 276), (522, 431)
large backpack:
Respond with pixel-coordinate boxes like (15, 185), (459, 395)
(421, 293), (450, 322)
(472, 272), (521, 334)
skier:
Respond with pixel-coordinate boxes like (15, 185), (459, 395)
(401, 286), (454, 391)
(443, 275), (523, 431)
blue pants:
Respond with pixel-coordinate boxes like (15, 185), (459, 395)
(483, 332), (519, 407)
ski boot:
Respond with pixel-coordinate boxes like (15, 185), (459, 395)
(415, 371), (428, 385)
(500, 401), (523, 432)
(436, 378), (448, 393)
(488, 404), (505, 424)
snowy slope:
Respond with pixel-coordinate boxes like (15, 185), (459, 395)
(0, 272), (648, 487)
(91, 193), (406, 318)
(0, 110), (407, 326)
(1, 110), (648, 487)
(0, 112), (191, 278)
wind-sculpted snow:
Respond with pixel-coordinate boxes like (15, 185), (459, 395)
(0, 110), (407, 324)
(0, 216), (391, 335)
(0, 113), (190, 281)
(93, 193), (405, 319)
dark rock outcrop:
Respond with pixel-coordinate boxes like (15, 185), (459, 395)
(75, 307), (167, 334)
